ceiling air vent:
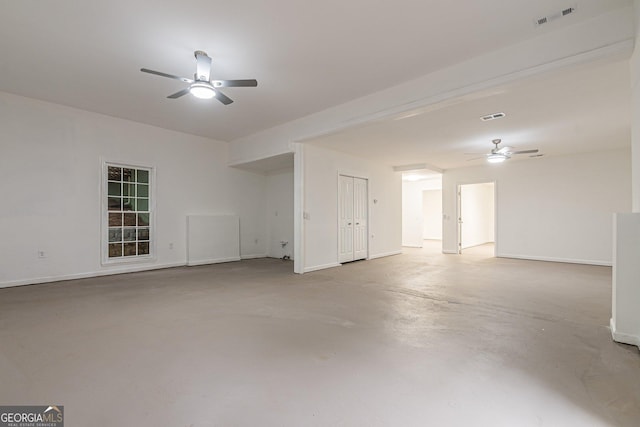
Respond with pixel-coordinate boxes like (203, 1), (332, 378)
(535, 5), (576, 27)
(480, 112), (506, 122)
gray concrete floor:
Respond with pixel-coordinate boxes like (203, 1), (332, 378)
(1, 245), (639, 426)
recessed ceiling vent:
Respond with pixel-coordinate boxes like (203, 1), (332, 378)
(535, 6), (576, 27)
(480, 112), (506, 122)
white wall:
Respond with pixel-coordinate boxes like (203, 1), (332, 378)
(460, 183), (494, 249)
(402, 178), (441, 247)
(303, 144), (401, 272)
(632, 0), (640, 212)
(422, 190), (442, 240)
(266, 169), (294, 259)
(442, 149), (631, 265)
(0, 92), (267, 287)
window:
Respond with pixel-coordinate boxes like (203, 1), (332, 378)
(103, 163), (153, 262)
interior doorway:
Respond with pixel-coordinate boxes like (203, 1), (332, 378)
(401, 171), (442, 251)
(457, 182), (496, 255)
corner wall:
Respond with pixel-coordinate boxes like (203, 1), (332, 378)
(442, 149), (631, 265)
(303, 144), (402, 272)
(0, 92), (267, 287)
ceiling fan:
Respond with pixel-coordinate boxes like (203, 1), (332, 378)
(467, 139), (539, 163)
(140, 50), (257, 105)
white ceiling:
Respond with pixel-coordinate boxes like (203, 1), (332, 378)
(0, 0), (632, 145)
(306, 58), (632, 170)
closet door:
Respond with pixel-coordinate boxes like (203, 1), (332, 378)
(338, 175), (355, 263)
(353, 177), (368, 260)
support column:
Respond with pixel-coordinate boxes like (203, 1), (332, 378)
(611, 0), (640, 349)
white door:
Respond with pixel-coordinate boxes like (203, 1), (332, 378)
(339, 175), (355, 263)
(339, 175), (368, 263)
(353, 177), (368, 260)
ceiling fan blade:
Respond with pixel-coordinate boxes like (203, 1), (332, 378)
(497, 146), (514, 154)
(167, 88), (190, 99)
(511, 149), (539, 155)
(194, 51), (212, 81)
(215, 90), (234, 105)
(141, 68), (194, 84)
(212, 79), (258, 88)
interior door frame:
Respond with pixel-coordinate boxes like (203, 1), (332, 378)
(456, 180), (498, 257)
(337, 172), (370, 264)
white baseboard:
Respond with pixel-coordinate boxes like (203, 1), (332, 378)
(610, 318), (640, 349)
(369, 250), (402, 260)
(187, 257), (241, 266)
(497, 253), (611, 267)
(241, 254), (268, 260)
(0, 262), (186, 289)
(304, 262), (341, 273)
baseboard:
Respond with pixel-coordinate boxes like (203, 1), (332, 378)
(369, 251), (402, 260)
(497, 253), (611, 267)
(304, 262), (341, 273)
(241, 254), (268, 260)
(0, 262), (186, 289)
(187, 257), (241, 266)
(610, 318), (640, 349)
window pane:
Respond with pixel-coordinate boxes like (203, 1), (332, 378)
(108, 166), (121, 181)
(138, 227), (150, 241)
(109, 243), (123, 257)
(137, 170), (149, 183)
(137, 184), (149, 198)
(137, 198), (149, 211)
(108, 182), (121, 196)
(137, 213), (150, 227)
(124, 212), (137, 226)
(123, 227), (136, 241)
(108, 197), (121, 211)
(123, 183), (135, 197)
(122, 168), (135, 182)
(124, 242), (137, 256)
(122, 198), (134, 211)
(109, 212), (122, 226)
(138, 242), (150, 255)
(108, 228), (122, 242)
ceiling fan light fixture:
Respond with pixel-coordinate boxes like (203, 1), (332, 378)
(189, 82), (216, 99)
(487, 153), (507, 163)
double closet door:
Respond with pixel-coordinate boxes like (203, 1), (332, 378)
(338, 175), (368, 263)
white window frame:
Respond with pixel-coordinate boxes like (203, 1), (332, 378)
(101, 160), (156, 265)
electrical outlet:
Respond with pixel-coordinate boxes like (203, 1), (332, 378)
(37, 250), (46, 259)
(303, 212), (310, 220)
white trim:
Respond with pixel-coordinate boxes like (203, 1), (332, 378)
(401, 245), (423, 248)
(241, 254), (268, 260)
(293, 143), (305, 274)
(497, 253), (612, 266)
(304, 262), (341, 273)
(187, 257), (241, 267)
(0, 262), (185, 289)
(610, 318), (640, 349)
(369, 250), (402, 260)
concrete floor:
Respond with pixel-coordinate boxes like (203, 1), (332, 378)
(1, 246), (639, 426)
